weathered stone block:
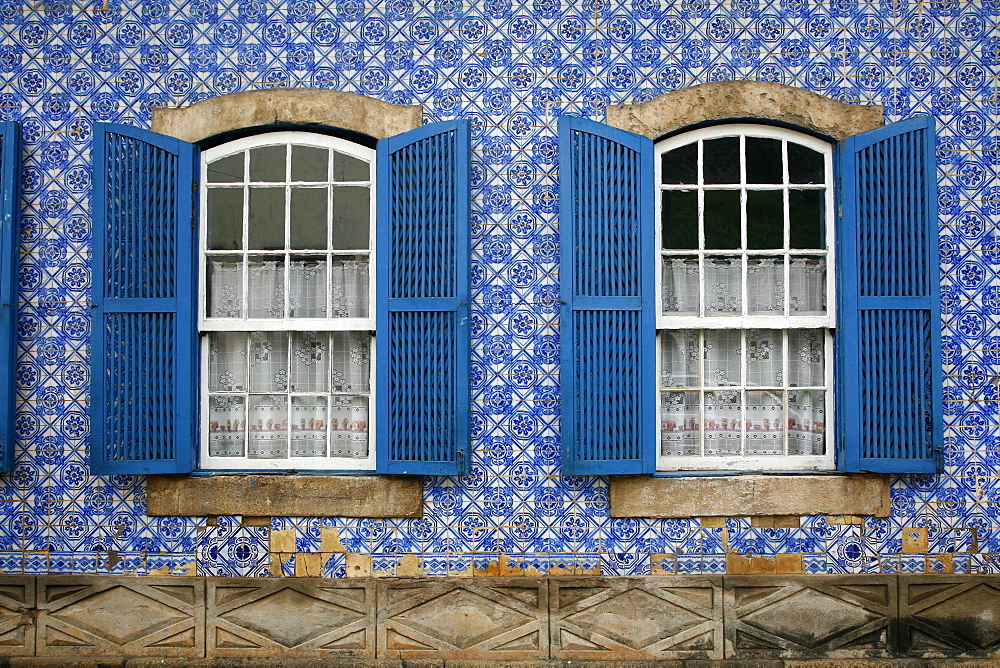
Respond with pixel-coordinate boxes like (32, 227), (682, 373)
(0, 576), (35, 657)
(900, 575), (1000, 656)
(36, 576), (204, 657)
(549, 576), (723, 661)
(377, 577), (548, 660)
(724, 575), (896, 659)
(207, 578), (376, 658)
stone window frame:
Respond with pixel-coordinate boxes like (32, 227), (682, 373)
(146, 88), (424, 518)
(605, 81), (892, 518)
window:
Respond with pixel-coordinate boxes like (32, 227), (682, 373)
(200, 133), (376, 471)
(558, 111), (942, 478)
(656, 125), (834, 471)
(89, 112), (472, 477)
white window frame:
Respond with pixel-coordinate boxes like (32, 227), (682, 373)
(198, 131), (377, 471)
(655, 123), (836, 472)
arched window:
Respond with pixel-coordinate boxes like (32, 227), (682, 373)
(655, 124), (834, 471)
(200, 132), (376, 470)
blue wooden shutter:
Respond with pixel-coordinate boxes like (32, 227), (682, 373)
(0, 122), (20, 473)
(559, 117), (655, 475)
(838, 116), (942, 473)
(90, 123), (198, 474)
(376, 120), (471, 475)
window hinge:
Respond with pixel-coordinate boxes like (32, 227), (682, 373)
(192, 180), (199, 193)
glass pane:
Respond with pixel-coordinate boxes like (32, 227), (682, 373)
(746, 390), (783, 455)
(248, 394), (288, 459)
(290, 187), (328, 249)
(661, 256), (700, 315)
(247, 255), (285, 318)
(330, 255), (370, 318)
(249, 145), (286, 182)
(788, 329), (825, 387)
(661, 143), (697, 184)
(291, 145), (328, 182)
(249, 331), (288, 392)
(209, 331), (247, 392)
(290, 331), (329, 392)
(746, 329), (782, 387)
(208, 153), (244, 183)
(704, 256), (741, 315)
(331, 186), (370, 249)
(289, 256), (327, 318)
(703, 190), (740, 249)
(789, 256), (826, 314)
(331, 331), (371, 393)
(703, 330), (741, 387)
(207, 188), (243, 250)
(208, 395), (245, 457)
(702, 137), (739, 184)
(746, 190), (783, 249)
(747, 256), (784, 314)
(788, 143), (824, 184)
(207, 256), (243, 318)
(788, 390), (825, 455)
(703, 390), (740, 456)
(745, 137), (782, 184)
(248, 187), (285, 250)
(661, 190), (697, 250)
(330, 396), (369, 458)
(661, 330), (699, 387)
(333, 152), (370, 181)
(660, 391), (700, 456)
(789, 189), (824, 249)
(290, 395), (328, 457)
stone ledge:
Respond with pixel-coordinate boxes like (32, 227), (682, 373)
(146, 474), (423, 518)
(151, 88), (422, 143)
(609, 474), (891, 518)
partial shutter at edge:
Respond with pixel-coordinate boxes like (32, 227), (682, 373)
(376, 120), (471, 475)
(90, 123), (198, 474)
(837, 116), (942, 473)
(0, 122), (20, 473)
(558, 116), (655, 476)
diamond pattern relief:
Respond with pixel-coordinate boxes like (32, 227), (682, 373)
(901, 576), (1000, 656)
(207, 579), (374, 658)
(551, 577), (722, 660)
(37, 577), (203, 657)
(725, 576), (894, 659)
(378, 578), (547, 659)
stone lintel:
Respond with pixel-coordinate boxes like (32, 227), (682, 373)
(151, 88), (422, 143)
(606, 80), (884, 141)
(146, 474), (423, 518)
(609, 474), (890, 518)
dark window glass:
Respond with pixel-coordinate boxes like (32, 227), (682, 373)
(332, 186), (370, 249)
(291, 146), (328, 182)
(661, 143), (697, 185)
(745, 137), (782, 184)
(746, 190), (784, 249)
(207, 188), (243, 250)
(703, 137), (739, 184)
(208, 154), (243, 183)
(789, 190), (825, 249)
(248, 187), (285, 250)
(704, 190), (740, 249)
(334, 152), (370, 181)
(249, 145), (286, 182)
(662, 190), (698, 249)
(788, 143), (824, 184)
(290, 187), (328, 249)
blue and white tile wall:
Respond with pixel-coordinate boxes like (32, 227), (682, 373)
(1, 0), (999, 577)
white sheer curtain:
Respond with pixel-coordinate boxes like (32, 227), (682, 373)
(330, 259), (369, 318)
(747, 257), (783, 313)
(788, 390), (825, 455)
(704, 258), (741, 314)
(789, 256), (826, 313)
(289, 261), (327, 318)
(661, 257), (699, 313)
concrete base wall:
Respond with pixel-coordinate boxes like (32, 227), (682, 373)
(2, 575), (999, 661)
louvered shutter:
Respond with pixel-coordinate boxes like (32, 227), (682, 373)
(376, 120), (471, 475)
(559, 117), (655, 475)
(90, 124), (198, 474)
(0, 122), (20, 473)
(837, 116), (942, 473)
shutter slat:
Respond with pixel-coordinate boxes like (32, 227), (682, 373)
(838, 116), (941, 473)
(376, 120), (471, 475)
(91, 123), (197, 475)
(559, 117), (655, 475)
(0, 122), (21, 473)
